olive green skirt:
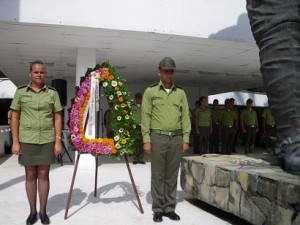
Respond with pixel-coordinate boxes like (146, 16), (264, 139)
(19, 142), (55, 166)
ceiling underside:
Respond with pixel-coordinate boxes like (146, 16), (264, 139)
(0, 21), (263, 94)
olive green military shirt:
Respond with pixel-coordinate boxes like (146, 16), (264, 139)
(220, 108), (237, 126)
(141, 81), (191, 143)
(240, 108), (257, 127)
(195, 107), (211, 127)
(10, 83), (62, 144)
(261, 108), (275, 126)
(132, 104), (142, 125)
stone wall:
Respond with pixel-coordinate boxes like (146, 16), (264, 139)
(180, 155), (300, 225)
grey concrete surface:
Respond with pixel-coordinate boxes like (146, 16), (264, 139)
(0, 147), (260, 225)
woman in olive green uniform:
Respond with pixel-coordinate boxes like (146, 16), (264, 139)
(10, 60), (62, 225)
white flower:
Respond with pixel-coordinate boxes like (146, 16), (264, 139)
(114, 135), (120, 141)
(122, 91), (127, 96)
(103, 82), (108, 87)
(119, 128), (124, 133)
(125, 115), (130, 119)
(118, 82), (123, 86)
(132, 124), (136, 129)
(109, 95), (114, 100)
(117, 91), (122, 96)
(114, 105), (119, 110)
(111, 81), (118, 87)
(115, 143), (121, 149)
(117, 116), (122, 121)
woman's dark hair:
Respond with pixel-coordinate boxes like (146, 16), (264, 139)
(30, 60), (45, 71)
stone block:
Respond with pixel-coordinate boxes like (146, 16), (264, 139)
(229, 181), (241, 216)
(214, 186), (229, 211)
(180, 155), (300, 225)
(240, 192), (266, 225)
(215, 167), (230, 187)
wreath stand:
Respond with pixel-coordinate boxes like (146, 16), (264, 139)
(64, 74), (144, 219)
(64, 152), (144, 219)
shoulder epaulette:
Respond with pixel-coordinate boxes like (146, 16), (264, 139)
(17, 85), (27, 90)
(149, 82), (159, 88)
(48, 86), (57, 91)
(175, 84), (183, 89)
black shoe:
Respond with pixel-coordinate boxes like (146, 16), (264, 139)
(26, 213), (38, 225)
(132, 161), (138, 165)
(153, 212), (163, 222)
(39, 213), (50, 224)
(139, 161), (146, 164)
(164, 211), (180, 221)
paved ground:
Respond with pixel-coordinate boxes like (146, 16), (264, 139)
(0, 146), (275, 225)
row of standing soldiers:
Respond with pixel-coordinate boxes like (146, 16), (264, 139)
(191, 96), (276, 155)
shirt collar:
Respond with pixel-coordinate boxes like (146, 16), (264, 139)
(26, 82), (48, 92)
(158, 80), (176, 91)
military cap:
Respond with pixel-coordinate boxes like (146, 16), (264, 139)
(159, 57), (176, 70)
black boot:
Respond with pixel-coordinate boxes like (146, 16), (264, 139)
(246, 0), (300, 175)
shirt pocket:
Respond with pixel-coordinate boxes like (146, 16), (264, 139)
(152, 99), (164, 107)
(171, 99), (183, 118)
(39, 96), (54, 113)
(173, 100), (183, 112)
(20, 97), (32, 106)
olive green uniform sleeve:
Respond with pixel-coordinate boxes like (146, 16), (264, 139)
(181, 91), (191, 143)
(10, 88), (22, 111)
(141, 87), (152, 143)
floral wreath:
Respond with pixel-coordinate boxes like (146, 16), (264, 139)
(69, 62), (138, 157)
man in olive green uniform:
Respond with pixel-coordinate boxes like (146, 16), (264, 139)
(210, 99), (221, 153)
(240, 98), (258, 154)
(230, 98), (239, 153)
(195, 96), (211, 154)
(132, 92), (145, 164)
(141, 57), (191, 223)
(220, 99), (238, 154)
(261, 107), (276, 155)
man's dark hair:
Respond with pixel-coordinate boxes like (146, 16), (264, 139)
(199, 96), (207, 103)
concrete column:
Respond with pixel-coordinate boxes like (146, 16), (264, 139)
(76, 48), (96, 85)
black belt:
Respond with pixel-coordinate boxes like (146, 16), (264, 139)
(151, 129), (183, 137)
(223, 125), (233, 128)
(246, 125), (256, 128)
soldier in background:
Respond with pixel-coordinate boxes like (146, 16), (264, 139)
(261, 106), (276, 155)
(240, 98), (258, 154)
(191, 101), (200, 153)
(195, 96), (212, 154)
(220, 99), (238, 154)
(210, 99), (221, 153)
(104, 105), (114, 138)
(132, 93), (145, 164)
(229, 98), (239, 153)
